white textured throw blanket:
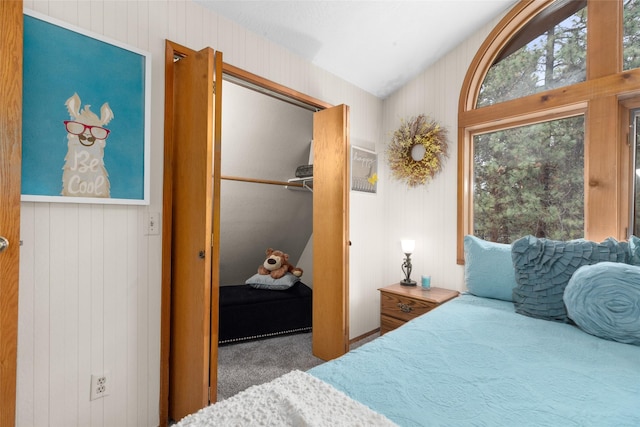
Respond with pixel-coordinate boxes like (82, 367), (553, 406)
(175, 370), (397, 427)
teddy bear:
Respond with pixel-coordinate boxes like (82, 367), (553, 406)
(257, 248), (303, 279)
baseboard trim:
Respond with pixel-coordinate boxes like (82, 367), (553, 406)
(349, 328), (380, 346)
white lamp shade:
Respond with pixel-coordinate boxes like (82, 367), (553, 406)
(401, 239), (415, 254)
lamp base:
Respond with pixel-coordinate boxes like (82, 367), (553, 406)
(400, 279), (417, 286)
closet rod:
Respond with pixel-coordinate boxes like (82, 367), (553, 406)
(221, 175), (304, 189)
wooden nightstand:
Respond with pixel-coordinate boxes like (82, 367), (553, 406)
(378, 284), (459, 334)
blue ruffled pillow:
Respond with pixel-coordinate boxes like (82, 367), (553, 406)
(564, 262), (640, 346)
(511, 235), (628, 322)
(628, 235), (640, 266)
(463, 235), (515, 302)
(245, 272), (300, 290)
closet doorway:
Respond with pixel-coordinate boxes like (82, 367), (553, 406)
(218, 76), (315, 287)
(160, 40), (350, 425)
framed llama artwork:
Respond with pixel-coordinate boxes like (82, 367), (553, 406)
(21, 10), (151, 205)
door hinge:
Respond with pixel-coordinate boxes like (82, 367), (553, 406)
(212, 81), (216, 95)
(208, 386), (211, 402)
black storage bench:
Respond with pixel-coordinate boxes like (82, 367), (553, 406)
(218, 281), (312, 345)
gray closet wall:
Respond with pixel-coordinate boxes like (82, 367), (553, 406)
(219, 80), (314, 286)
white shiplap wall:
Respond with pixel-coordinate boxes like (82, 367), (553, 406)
(379, 16), (504, 298)
(17, 0), (508, 424)
(17, 1), (383, 426)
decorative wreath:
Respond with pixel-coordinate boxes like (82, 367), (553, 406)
(386, 114), (448, 187)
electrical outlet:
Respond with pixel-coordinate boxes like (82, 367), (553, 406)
(90, 371), (110, 401)
(147, 212), (160, 235)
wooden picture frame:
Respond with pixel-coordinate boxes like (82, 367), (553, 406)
(21, 10), (151, 205)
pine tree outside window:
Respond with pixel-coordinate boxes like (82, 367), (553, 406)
(457, 0), (640, 263)
(473, 116), (584, 243)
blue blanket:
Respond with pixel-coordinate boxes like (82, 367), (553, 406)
(309, 294), (640, 427)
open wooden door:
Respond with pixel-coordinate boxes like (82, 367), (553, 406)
(0, 1), (23, 426)
(160, 51), (347, 424)
(165, 44), (222, 422)
(312, 105), (350, 360)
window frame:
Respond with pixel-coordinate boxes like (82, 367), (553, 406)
(457, 0), (635, 263)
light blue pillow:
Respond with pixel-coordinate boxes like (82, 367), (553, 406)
(511, 235), (628, 322)
(564, 262), (640, 346)
(245, 272), (299, 290)
(463, 235), (515, 302)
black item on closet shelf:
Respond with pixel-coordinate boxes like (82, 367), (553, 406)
(295, 164), (313, 178)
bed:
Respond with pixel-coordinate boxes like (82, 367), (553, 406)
(178, 235), (640, 426)
(218, 280), (312, 344)
(311, 294), (640, 426)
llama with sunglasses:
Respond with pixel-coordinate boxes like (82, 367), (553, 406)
(62, 92), (113, 198)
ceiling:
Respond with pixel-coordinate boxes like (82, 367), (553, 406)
(196, 0), (518, 99)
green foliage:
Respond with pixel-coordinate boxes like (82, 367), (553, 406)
(478, 6), (586, 107)
(473, 117), (584, 243)
(473, 3), (591, 243)
(624, 0), (640, 69)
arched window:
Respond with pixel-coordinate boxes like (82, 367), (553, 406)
(457, 0), (640, 263)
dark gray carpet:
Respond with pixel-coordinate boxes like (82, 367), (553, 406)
(216, 331), (378, 400)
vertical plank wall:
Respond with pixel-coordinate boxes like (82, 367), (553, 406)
(16, 1), (382, 426)
(16, 0), (505, 424)
(344, 16), (505, 337)
(376, 16), (504, 303)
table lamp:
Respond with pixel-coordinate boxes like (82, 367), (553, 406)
(400, 239), (416, 286)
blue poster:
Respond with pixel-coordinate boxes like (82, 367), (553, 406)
(22, 11), (150, 204)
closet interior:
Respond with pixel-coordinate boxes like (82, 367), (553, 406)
(217, 77), (316, 345)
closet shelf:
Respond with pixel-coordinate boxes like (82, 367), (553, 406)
(287, 177), (313, 192)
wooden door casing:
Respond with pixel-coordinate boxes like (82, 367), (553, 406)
(0, 1), (23, 426)
(160, 42), (349, 426)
